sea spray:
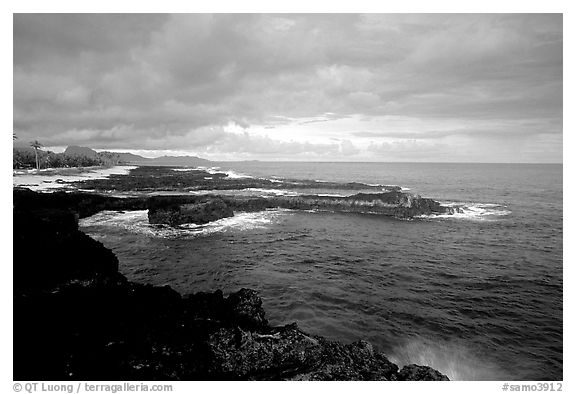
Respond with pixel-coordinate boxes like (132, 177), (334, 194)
(80, 209), (291, 238)
(387, 337), (507, 380)
(418, 201), (511, 221)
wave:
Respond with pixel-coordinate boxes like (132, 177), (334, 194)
(387, 338), (506, 380)
(316, 193), (346, 197)
(80, 209), (290, 238)
(186, 188), (302, 197)
(243, 188), (301, 196)
(367, 183), (410, 191)
(420, 202), (511, 222)
(173, 166), (254, 179)
(171, 167), (416, 194)
(197, 166), (254, 179)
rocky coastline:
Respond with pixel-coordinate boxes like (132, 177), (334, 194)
(71, 165), (404, 193)
(14, 185), (455, 229)
(13, 187), (449, 381)
(148, 191), (453, 224)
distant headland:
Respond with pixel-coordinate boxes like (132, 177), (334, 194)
(13, 144), (211, 170)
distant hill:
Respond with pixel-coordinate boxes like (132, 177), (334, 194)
(13, 145), (102, 169)
(14, 144), (212, 168)
(64, 146), (98, 158)
(138, 155), (212, 166)
(115, 152), (152, 163)
(65, 146), (212, 167)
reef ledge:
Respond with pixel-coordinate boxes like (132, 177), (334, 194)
(13, 188), (449, 381)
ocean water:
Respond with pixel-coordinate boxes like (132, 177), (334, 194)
(79, 162), (563, 381)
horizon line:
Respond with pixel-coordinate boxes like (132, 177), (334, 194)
(13, 144), (562, 165)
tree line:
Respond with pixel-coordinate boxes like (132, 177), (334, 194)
(13, 141), (124, 170)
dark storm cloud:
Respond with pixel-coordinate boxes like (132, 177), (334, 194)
(13, 14), (562, 161)
(14, 14), (166, 60)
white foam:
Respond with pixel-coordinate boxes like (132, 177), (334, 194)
(13, 166), (137, 192)
(316, 193), (345, 197)
(378, 184), (410, 191)
(223, 170), (253, 179)
(186, 188), (301, 197)
(420, 202), (511, 221)
(311, 181), (409, 191)
(172, 168), (196, 172)
(244, 188), (301, 196)
(80, 209), (290, 238)
(173, 166), (253, 179)
(176, 167), (286, 184)
(388, 339), (506, 380)
(188, 190), (227, 195)
(196, 166), (254, 179)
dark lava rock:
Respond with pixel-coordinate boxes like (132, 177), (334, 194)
(148, 196), (234, 226)
(205, 323), (397, 380)
(397, 364), (450, 381)
(13, 206), (125, 293)
(72, 166), (401, 193)
(225, 288), (268, 330)
(13, 189), (450, 380)
(14, 187), (453, 224)
(222, 191), (454, 219)
(13, 187), (147, 218)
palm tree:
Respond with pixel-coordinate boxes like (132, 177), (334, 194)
(30, 140), (43, 170)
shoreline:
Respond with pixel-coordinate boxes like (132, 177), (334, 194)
(13, 187), (449, 381)
(12, 165), (138, 192)
(13, 164), (128, 176)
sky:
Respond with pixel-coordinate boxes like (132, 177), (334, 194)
(13, 13), (563, 162)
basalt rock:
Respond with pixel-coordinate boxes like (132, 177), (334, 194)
(207, 325), (401, 380)
(72, 165), (402, 193)
(225, 288), (268, 330)
(222, 191), (454, 218)
(145, 191), (453, 222)
(13, 201), (449, 381)
(13, 206), (125, 293)
(13, 187), (148, 218)
(397, 364), (450, 381)
(14, 187), (453, 224)
(147, 196), (234, 226)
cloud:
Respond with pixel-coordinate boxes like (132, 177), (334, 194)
(13, 14), (562, 162)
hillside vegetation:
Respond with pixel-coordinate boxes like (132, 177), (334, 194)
(13, 146), (123, 169)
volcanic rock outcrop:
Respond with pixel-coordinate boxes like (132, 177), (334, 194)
(13, 186), (454, 230)
(72, 165), (403, 193)
(148, 196), (234, 226)
(221, 191), (453, 219)
(13, 188), (449, 381)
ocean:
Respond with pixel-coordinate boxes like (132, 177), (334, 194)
(78, 162), (563, 381)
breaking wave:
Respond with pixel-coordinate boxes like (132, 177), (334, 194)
(80, 209), (290, 238)
(387, 338), (506, 381)
(173, 166), (254, 179)
(370, 184), (411, 191)
(421, 202), (511, 221)
(197, 166), (254, 179)
(186, 188), (302, 197)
